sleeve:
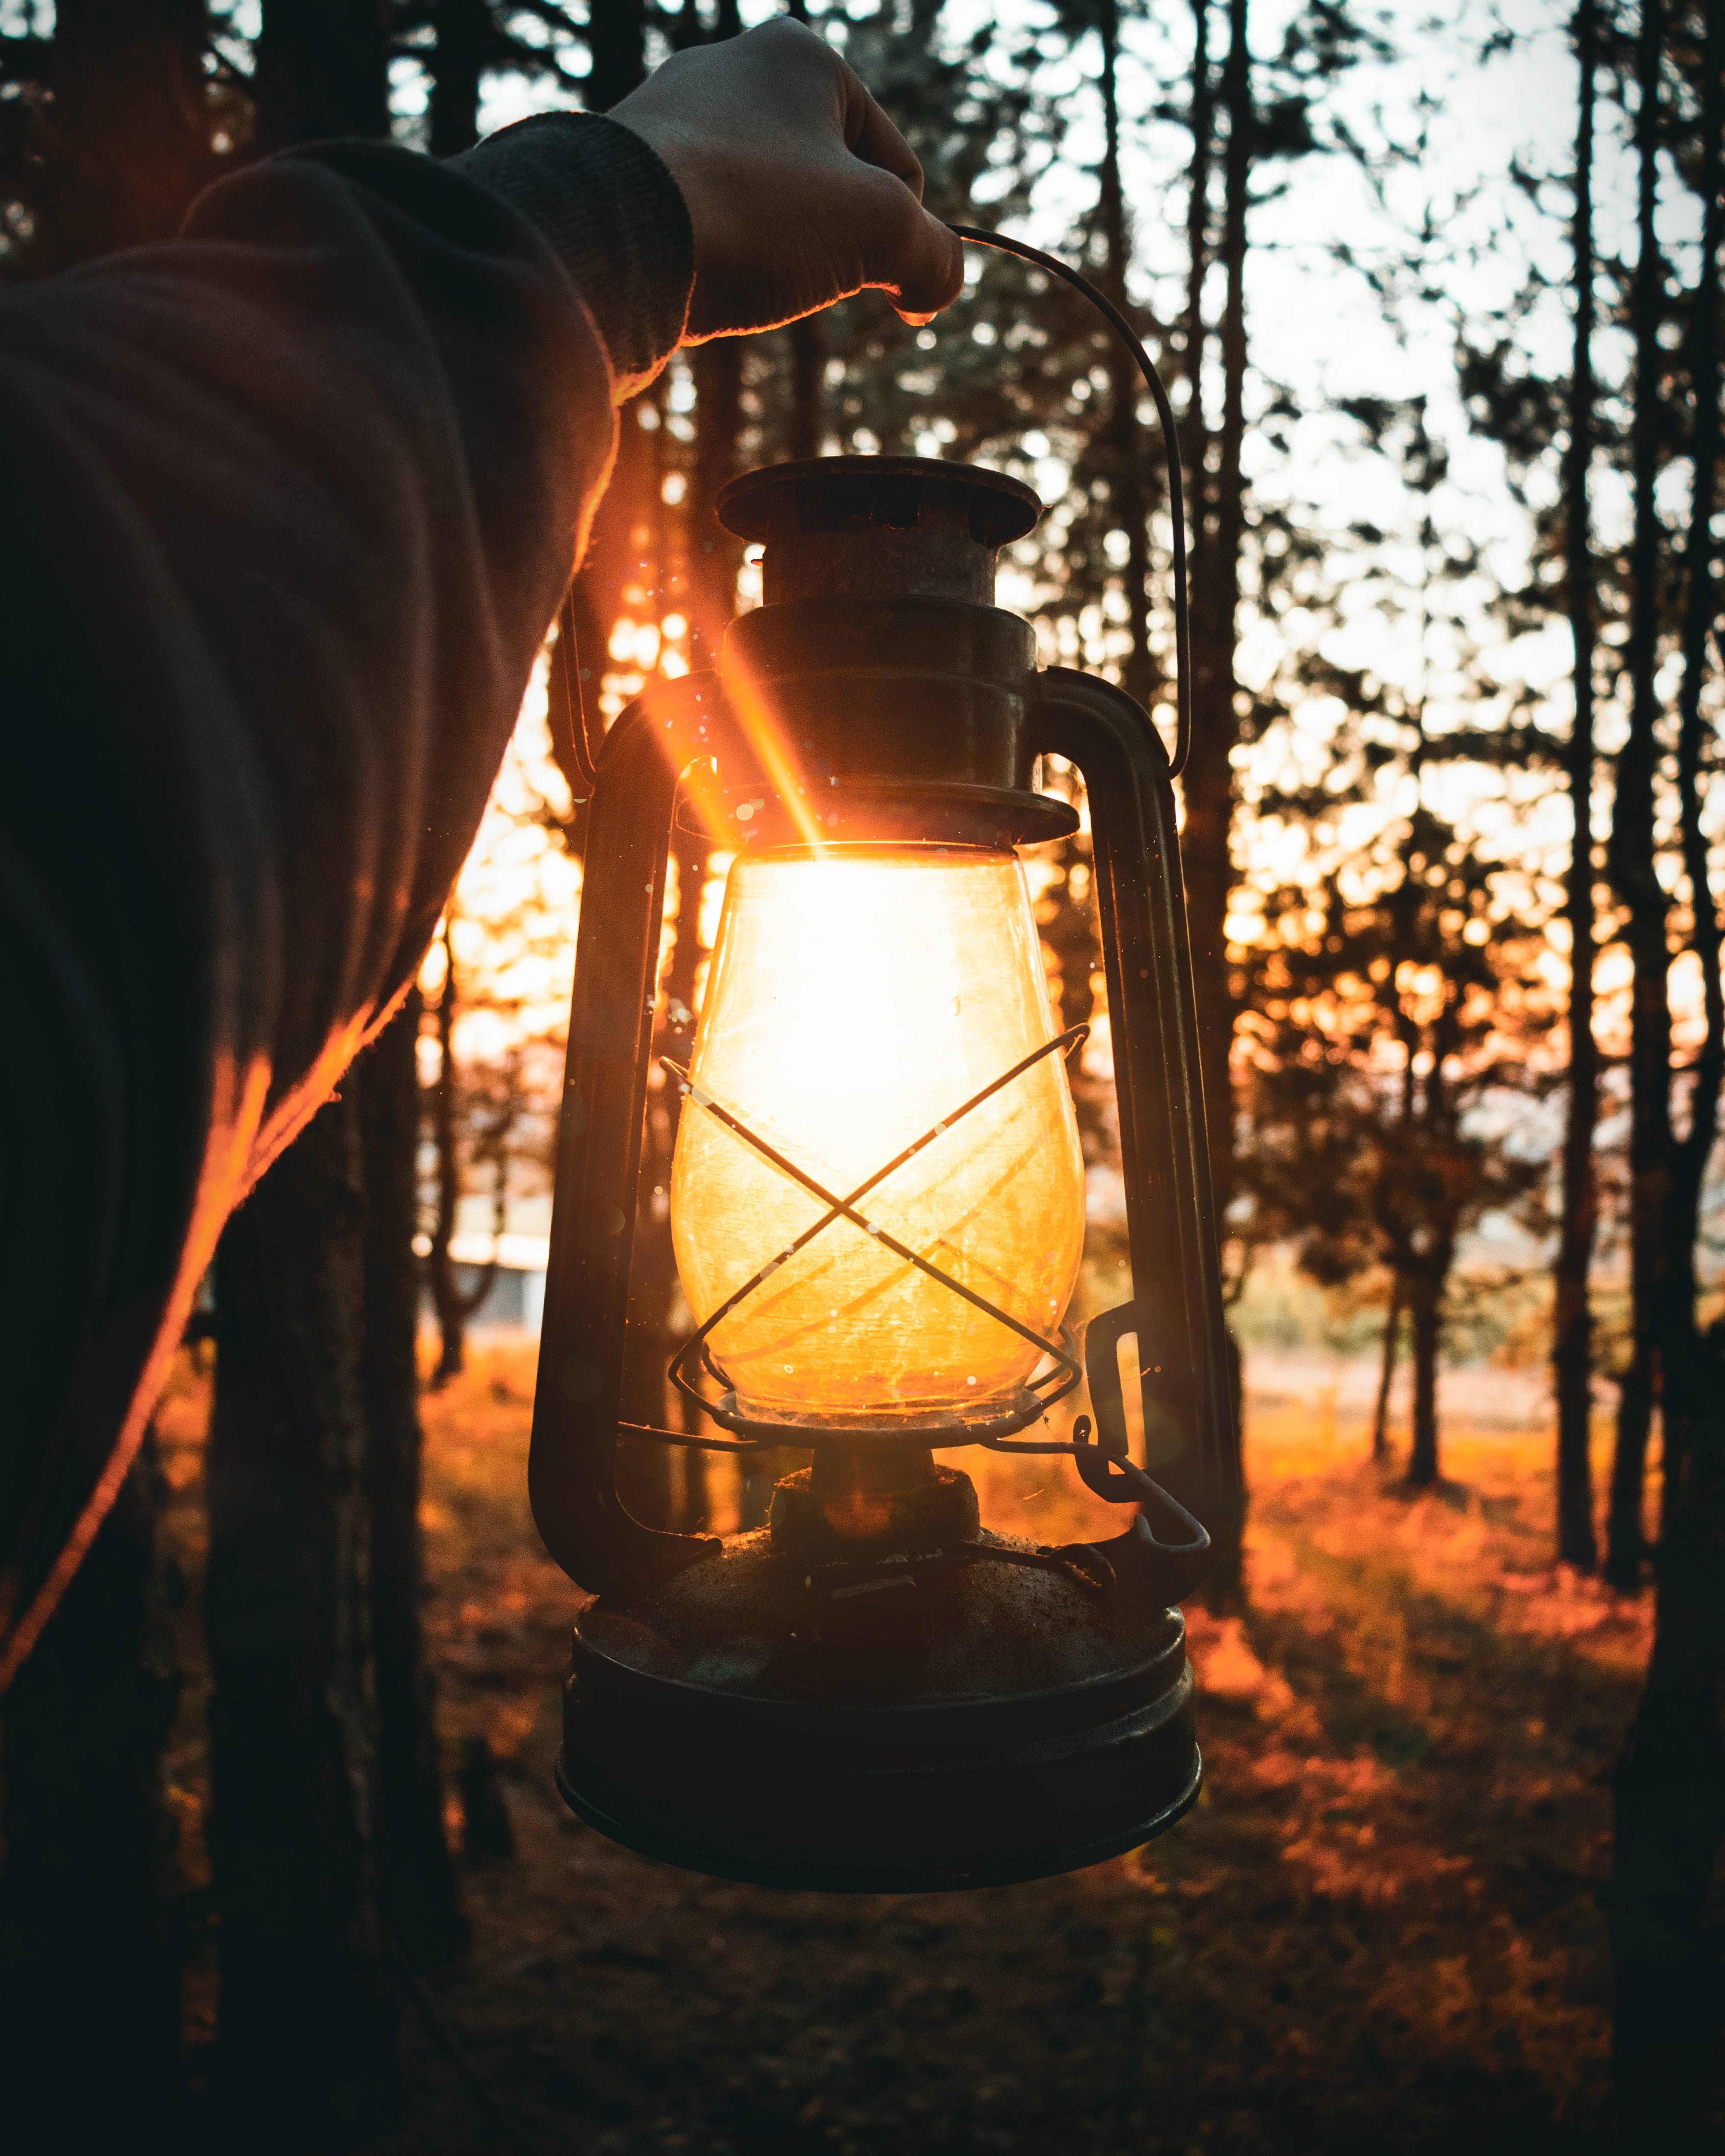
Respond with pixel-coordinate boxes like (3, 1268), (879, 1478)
(0, 115), (693, 1681)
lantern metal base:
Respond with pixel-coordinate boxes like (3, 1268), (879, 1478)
(553, 1507), (1201, 1893)
(554, 1739), (1200, 1894)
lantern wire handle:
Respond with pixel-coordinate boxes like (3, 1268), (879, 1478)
(946, 225), (1193, 783)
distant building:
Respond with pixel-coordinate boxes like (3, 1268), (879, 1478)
(415, 1196), (550, 1335)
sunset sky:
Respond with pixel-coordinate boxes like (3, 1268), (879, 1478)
(409, 0), (1716, 1244)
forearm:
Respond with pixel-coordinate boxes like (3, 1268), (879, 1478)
(159, 117), (690, 1156)
(0, 13), (961, 1684)
(0, 118), (690, 1676)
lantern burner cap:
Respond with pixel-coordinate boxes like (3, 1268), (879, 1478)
(768, 1454), (980, 1564)
(716, 455), (1043, 608)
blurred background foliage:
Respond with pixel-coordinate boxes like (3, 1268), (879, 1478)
(0, 0), (1720, 2147)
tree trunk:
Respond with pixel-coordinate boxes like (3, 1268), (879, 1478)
(1097, 0), (1154, 708)
(428, 0), (488, 157)
(790, 313), (826, 461)
(207, 1096), (398, 2147)
(1658, 0), (1724, 1545)
(1554, 0), (1600, 1572)
(1182, 0), (1250, 1602)
(1609, 1326), (1725, 2142)
(427, 923), (495, 1385)
(1182, 0), (1213, 533)
(32, 0), (213, 272)
(1608, 1345), (1657, 1587)
(256, 0), (390, 149)
(1371, 1275), (1402, 1463)
(690, 337), (746, 661)
(585, 0), (647, 114)
(1405, 1266), (1442, 1489)
(358, 995), (465, 1964)
(428, 932), (465, 1384)
(1608, 12), (1725, 2130)
(0, 1426), (182, 2150)
(1181, 0), (1248, 1218)
(1603, 0), (1673, 1595)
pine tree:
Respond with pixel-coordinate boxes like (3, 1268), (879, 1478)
(424, 919), (508, 1383)
(1603, 0), (1672, 1592)
(208, 1090), (401, 2147)
(1182, 0), (1395, 1586)
(1239, 730), (1554, 1486)
(1607, 0), (1725, 2127)
(407, 0), (584, 155)
(0, 0), (219, 275)
(206, 9), (462, 2131)
(357, 994), (466, 1967)
(1353, 15), (1619, 1548)
(1237, 368), (1563, 1483)
(1553, 0), (1601, 1573)
(1180, 0), (1250, 1237)
(0, 1426), (183, 2147)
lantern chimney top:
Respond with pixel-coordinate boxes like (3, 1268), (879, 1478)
(715, 455), (1042, 608)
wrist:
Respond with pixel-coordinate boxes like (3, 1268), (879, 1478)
(449, 113), (694, 396)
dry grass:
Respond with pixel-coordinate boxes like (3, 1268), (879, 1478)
(153, 1337), (1671, 2153)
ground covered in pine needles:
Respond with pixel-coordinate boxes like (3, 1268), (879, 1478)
(156, 1343), (1673, 2155)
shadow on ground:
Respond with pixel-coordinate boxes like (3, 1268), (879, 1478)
(308, 1346), (1694, 2156)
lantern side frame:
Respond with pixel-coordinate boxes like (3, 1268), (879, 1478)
(1038, 667), (1239, 1539)
(528, 674), (724, 1601)
(527, 664), (1238, 1606)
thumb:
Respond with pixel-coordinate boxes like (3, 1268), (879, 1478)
(838, 72), (963, 323)
(849, 164), (964, 326)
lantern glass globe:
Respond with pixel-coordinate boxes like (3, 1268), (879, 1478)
(670, 843), (1086, 1425)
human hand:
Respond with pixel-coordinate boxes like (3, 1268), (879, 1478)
(610, 19), (963, 343)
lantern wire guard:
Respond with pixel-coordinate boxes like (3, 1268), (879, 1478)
(659, 1023), (1088, 1448)
(652, 1025), (1208, 1558)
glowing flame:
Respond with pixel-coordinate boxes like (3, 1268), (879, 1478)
(670, 844), (1087, 1423)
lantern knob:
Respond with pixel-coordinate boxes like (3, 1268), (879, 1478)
(716, 455), (1042, 608)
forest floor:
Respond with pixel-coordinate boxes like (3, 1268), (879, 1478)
(155, 1341), (1688, 2156)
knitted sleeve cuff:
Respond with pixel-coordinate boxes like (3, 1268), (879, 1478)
(449, 111), (693, 398)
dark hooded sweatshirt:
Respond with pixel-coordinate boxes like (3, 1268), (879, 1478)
(0, 115), (693, 1679)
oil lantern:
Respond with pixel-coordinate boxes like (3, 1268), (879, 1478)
(529, 251), (1236, 1892)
